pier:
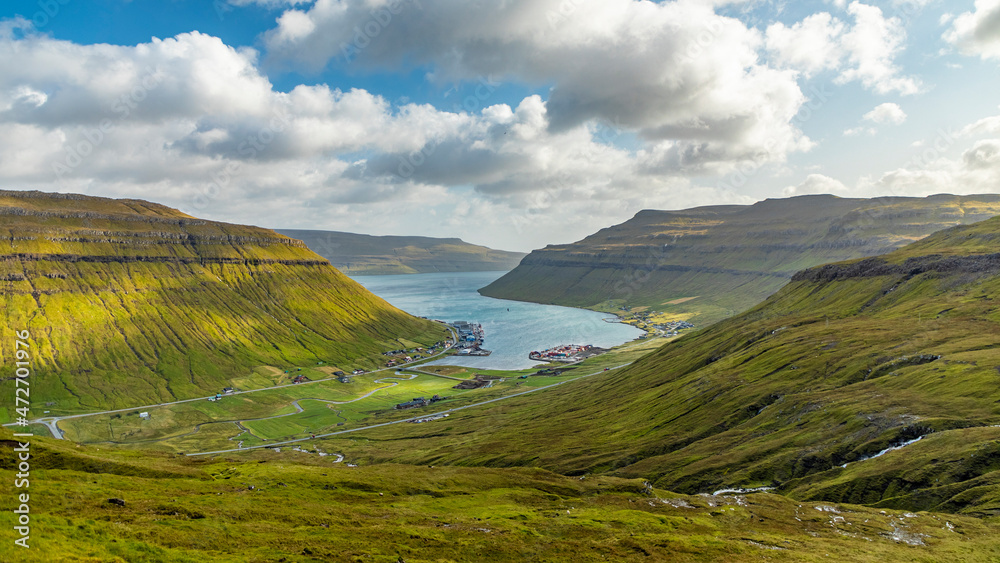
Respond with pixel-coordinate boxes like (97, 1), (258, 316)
(452, 321), (492, 356)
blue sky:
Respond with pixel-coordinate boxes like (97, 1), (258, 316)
(1, 0), (999, 251)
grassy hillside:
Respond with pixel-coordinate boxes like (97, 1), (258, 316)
(5, 429), (1000, 562)
(324, 214), (1000, 515)
(480, 194), (1000, 325)
(0, 190), (447, 414)
(276, 229), (525, 275)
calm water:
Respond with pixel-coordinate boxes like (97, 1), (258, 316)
(350, 271), (644, 370)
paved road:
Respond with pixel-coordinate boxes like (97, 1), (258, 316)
(186, 360), (636, 456)
(4, 325), (458, 439)
(397, 366), (467, 381)
(182, 332), (670, 456)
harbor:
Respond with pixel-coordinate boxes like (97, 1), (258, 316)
(452, 321), (492, 356)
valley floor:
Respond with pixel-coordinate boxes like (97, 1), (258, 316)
(17, 331), (668, 458)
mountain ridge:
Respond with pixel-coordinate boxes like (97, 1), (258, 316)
(0, 190), (446, 415)
(479, 193), (1000, 324)
(277, 228), (526, 275)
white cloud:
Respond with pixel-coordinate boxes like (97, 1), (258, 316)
(860, 137), (1000, 197)
(0, 27), (767, 250)
(843, 102), (906, 136)
(960, 114), (1000, 137)
(843, 126), (876, 136)
(837, 2), (920, 95)
(766, 2), (920, 95)
(262, 0), (812, 170)
(766, 13), (846, 77)
(945, 0), (1000, 60)
(783, 173), (849, 196)
(963, 138), (1000, 169)
(228, 0), (312, 7)
(0, 3), (947, 250)
(863, 102), (907, 125)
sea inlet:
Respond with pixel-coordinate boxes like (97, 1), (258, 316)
(350, 271), (644, 370)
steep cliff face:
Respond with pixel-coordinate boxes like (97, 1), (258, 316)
(0, 190), (445, 413)
(480, 194), (1000, 323)
(277, 229), (526, 275)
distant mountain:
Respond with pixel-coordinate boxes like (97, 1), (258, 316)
(0, 190), (446, 413)
(480, 194), (1000, 324)
(276, 229), (526, 275)
(352, 213), (1000, 515)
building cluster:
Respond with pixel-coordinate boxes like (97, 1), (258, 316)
(381, 340), (451, 367)
(529, 344), (603, 363)
(208, 387), (235, 402)
(655, 320), (695, 333)
(452, 321), (491, 356)
(619, 308), (696, 335)
(409, 413), (449, 423)
(394, 394), (444, 410)
(453, 374), (502, 390)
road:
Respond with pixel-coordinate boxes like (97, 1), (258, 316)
(182, 334), (667, 456)
(4, 325), (459, 439)
(396, 366), (467, 381)
(186, 359), (636, 456)
(7, 327), (665, 454)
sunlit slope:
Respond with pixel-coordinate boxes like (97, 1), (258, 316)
(343, 215), (1000, 514)
(5, 430), (1000, 562)
(277, 228), (526, 275)
(480, 194), (1000, 324)
(0, 190), (445, 413)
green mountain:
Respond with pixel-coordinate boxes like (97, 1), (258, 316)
(11, 204), (1000, 561)
(480, 194), (1000, 324)
(276, 229), (526, 275)
(333, 214), (1000, 516)
(0, 190), (446, 415)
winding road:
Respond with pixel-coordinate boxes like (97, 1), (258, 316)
(5, 326), (459, 439)
(186, 359), (636, 456)
(6, 326), (665, 460)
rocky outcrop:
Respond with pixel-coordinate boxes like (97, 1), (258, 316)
(792, 253), (1000, 283)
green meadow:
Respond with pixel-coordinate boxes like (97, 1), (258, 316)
(5, 429), (1000, 562)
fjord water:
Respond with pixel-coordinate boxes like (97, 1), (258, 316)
(350, 271), (644, 369)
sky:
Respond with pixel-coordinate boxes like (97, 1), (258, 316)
(0, 0), (999, 252)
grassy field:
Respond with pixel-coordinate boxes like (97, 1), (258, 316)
(53, 334), (671, 455)
(5, 429), (1000, 562)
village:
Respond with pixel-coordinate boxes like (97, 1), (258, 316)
(529, 344), (606, 363)
(381, 338), (453, 368)
(614, 306), (696, 336)
(394, 394), (446, 410)
(450, 321), (491, 356)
